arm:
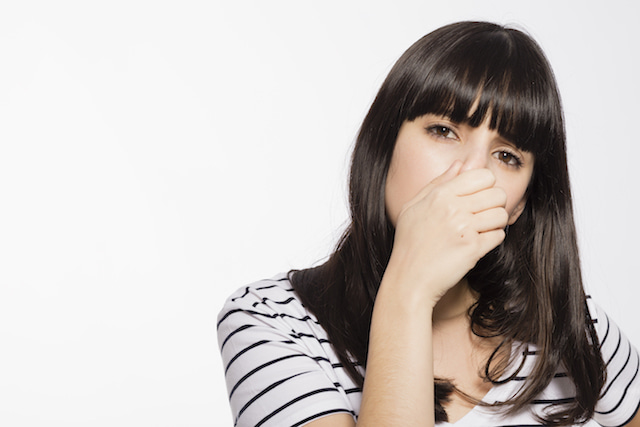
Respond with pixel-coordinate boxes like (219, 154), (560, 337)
(359, 162), (506, 426)
(308, 162), (508, 426)
(305, 292), (435, 427)
(591, 304), (640, 427)
(627, 412), (640, 427)
(304, 291), (435, 427)
(218, 280), (361, 427)
(357, 272), (436, 425)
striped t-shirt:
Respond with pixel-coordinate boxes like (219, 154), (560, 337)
(217, 274), (640, 426)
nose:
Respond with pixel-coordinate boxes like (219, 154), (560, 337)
(459, 146), (489, 173)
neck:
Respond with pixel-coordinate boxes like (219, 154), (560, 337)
(432, 279), (477, 324)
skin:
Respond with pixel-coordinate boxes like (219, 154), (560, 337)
(385, 114), (532, 230)
(306, 114), (640, 426)
(629, 411), (640, 426)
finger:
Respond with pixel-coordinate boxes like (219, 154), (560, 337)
(408, 160), (463, 203)
(446, 168), (497, 196)
(463, 187), (507, 214)
(429, 159), (464, 187)
(472, 207), (510, 233)
(476, 228), (507, 256)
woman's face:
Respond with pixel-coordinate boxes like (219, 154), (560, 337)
(385, 114), (534, 226)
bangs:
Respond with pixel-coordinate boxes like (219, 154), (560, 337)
(402, 27), (562, 156)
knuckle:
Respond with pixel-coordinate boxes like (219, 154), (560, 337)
(455, 222), (469, 236)
(495, 188), (507, 204)
(479, 168), (496, 185)
(430, 185), (446, 199)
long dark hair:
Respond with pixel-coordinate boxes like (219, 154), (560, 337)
(290, 21), (605, 425)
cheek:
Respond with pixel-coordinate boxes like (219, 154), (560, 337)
(502, 175), (532, 215)
(384, 166), (411, 227)
(385, 153), (444, 226)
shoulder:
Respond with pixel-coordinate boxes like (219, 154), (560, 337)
(587, 297), (640, 426)
(482, 299), (640, 426)
(217, 274), (361, 426)
(217, 273), (312, 330)
(217, 273), (327, 378)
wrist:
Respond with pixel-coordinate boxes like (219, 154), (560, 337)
(379, 256), (446, 311)
(377, 268), (438, 316)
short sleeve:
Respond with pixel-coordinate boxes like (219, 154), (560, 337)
(216, 277), (360, 427)
(589, 301), (640, 426)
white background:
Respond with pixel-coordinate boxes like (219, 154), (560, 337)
(0, 1), (638, 425)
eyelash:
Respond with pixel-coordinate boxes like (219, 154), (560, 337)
(495, 150), (523, 167)
(425, 124), (523, 168)
(427, 125), (457, 140)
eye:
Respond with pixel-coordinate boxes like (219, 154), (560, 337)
(494, 150), (523, 167)
(427, 125), (458, 140)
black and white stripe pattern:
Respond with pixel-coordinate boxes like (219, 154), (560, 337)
(217, 277), (640, 426)
(217, 275), (361, 426)
(452, 299), (640, 426)
(590, 299), (640, 427)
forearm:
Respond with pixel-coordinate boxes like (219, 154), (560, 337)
(357, 272), (436, 426)
(354, 165), (506, 426)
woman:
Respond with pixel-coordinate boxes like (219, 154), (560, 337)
(217, 22), (640, 426)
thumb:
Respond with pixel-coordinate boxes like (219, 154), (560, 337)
(428, 160), (463, 187)
(399, 160), (464, 214)
(406, 160), (463, 204)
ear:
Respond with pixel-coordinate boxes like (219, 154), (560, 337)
(508, 198), (527, 225)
